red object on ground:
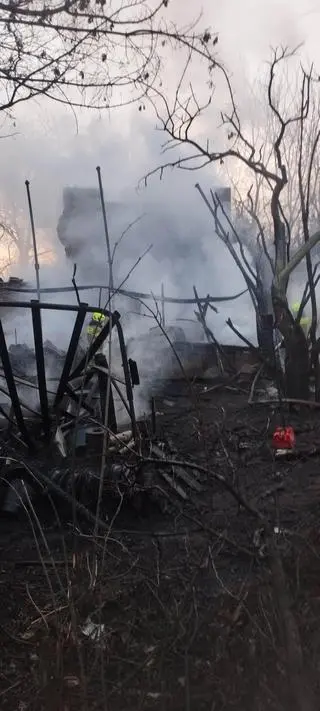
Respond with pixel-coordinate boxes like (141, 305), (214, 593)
(272, 426), (296, 449)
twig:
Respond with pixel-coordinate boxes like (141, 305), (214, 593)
(193, 285), (231, 374)
(226, 318), (263, 359)
(139, 454), (265, 523)
(202, 370), (241, 394)
(0, 679), (23, 700)
(248, 362), (265, 403)
(72, 263), (80, 305)
(26, 583), (49, 630)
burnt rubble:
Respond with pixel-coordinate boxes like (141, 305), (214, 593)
(0, 430), (204, 521)
(0, 277), (263, 525)
(0, 297), (204, 520)
(0, 301), (135, 439)
(0, 299), (137, 516)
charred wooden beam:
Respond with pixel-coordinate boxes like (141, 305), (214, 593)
(54, 302), (87, 408)
(0, 320), (33, 449)
(115, 320), (137, 440)
(31, 300), (50, 439)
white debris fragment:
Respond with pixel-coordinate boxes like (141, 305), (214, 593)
(82, 618), (105, 642)
(54, 426), (67, 457)
(275, 449), (292, 457)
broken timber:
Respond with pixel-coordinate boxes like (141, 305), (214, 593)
(0, 300), (138, 449)
(151, 443), (203, 500)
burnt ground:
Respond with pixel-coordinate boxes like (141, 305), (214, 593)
(1, 378), (320, 710)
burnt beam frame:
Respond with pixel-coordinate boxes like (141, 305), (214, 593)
(54, 302), (88, 408)
(0, 301), (112, 446)
(0, 319), (33, 449)
(0, 301), (113, 316)
(0, 301), (137, 446)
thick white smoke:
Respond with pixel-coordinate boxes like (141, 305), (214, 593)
(0, 109), (256, 355)
(0, 0), (318, 399)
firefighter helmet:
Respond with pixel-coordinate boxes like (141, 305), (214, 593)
(92, 311), (105, 323)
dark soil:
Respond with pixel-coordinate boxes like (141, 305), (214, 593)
(1, 378), (320, 710)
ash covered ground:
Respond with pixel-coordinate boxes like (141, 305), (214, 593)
(0, 378), (320, 710)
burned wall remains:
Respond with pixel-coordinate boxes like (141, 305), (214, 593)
(56, 185), (228, 295)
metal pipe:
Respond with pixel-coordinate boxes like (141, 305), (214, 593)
(54, 302), (87, 408)
(161, 282), (166, 326)
(110, 377), (132, 420)
(0, 301), (113, 314)
(96, 166), (113, 291)
(25, 180), (40, 300)
(31, 300), (50, 438)
(3, 284), (248, 305)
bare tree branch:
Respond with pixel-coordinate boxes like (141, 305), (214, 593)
(0, 1), (222, 115)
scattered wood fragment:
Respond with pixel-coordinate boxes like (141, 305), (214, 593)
(150, 443), (203, 498)
(171, 463), (203, 492)
(86, 428), (133, 442)
(248, 363), (265, 403)
(158, 469), (188, 500)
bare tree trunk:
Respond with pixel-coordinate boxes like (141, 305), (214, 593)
(272, 228), (320, 399)
(255, 271), (275, 364)
(272, 293), (309, 399)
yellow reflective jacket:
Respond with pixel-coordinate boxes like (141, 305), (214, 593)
(86, 313), (108, 337)
(291, 302), (311, 327)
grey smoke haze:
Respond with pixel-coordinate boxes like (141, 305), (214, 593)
(0, 109), (256, 352)
(0, 0), (319, 354)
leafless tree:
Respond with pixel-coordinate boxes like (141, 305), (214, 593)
(144, 47), (320, 400)
(0, 205), (31, 265)
(0, 0), (220, 116)
(0, 199), (55, 270)
(229, 66), (320, 253)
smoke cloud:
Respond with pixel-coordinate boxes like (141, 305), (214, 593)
(0, 0), (318, 403)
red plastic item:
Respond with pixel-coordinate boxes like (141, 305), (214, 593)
(272, 426), (296, 450)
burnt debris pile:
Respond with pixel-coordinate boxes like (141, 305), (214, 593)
(0, 300), (138, 445)
(0, 279), (267, 522)
(0, 268), (261, 524)
(0, 296), (207, 522)
(0, 299), (138, 514)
